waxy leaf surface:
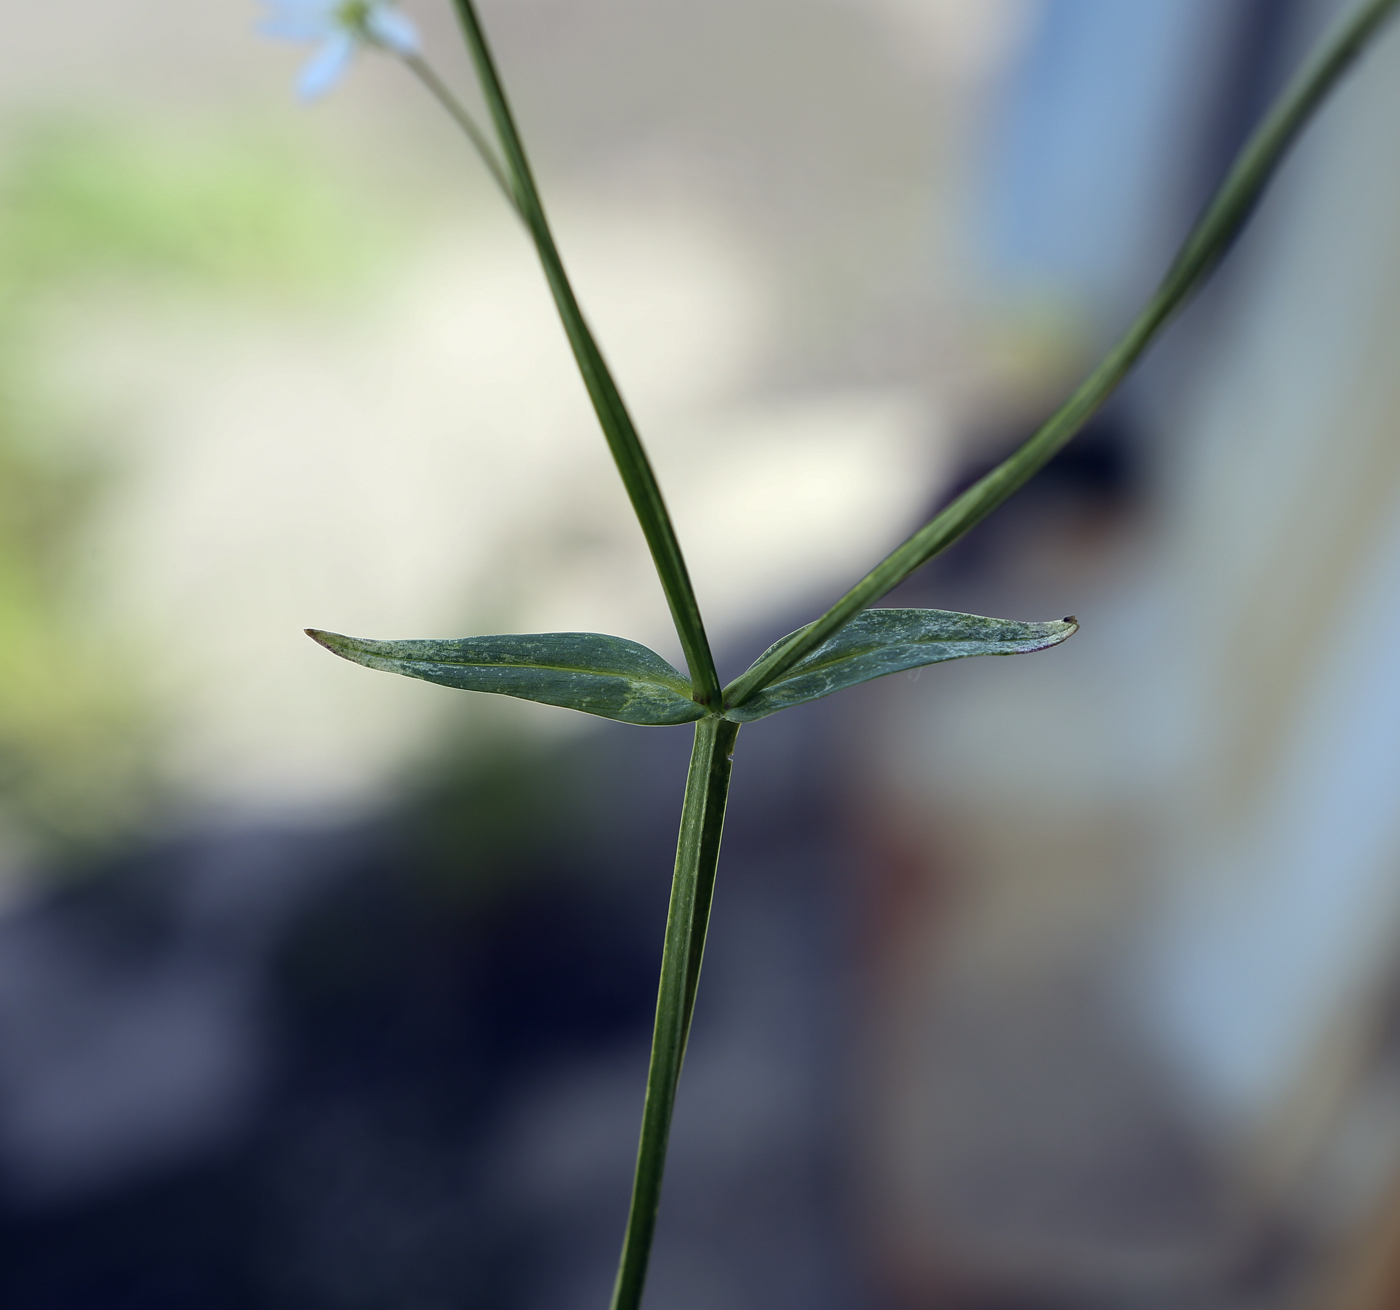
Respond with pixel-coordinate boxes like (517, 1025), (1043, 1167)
(724, 608), (1077, 722)
(307, 629), (705, 726)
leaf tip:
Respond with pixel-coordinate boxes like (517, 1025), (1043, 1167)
(305, 628), (352, 657)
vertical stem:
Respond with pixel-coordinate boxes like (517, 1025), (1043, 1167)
(448, 0), (723, 709)
(610, 716), (740, 1310)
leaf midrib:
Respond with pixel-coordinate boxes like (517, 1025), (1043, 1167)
(761, 632), (1029, 686)
(380, 653), (694, 698)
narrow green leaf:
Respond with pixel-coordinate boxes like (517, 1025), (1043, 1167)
(724, 609), (1077, 723)
(306, 629), (706, 727)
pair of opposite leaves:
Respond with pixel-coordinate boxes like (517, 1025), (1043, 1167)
(307, 608), (1078, 725)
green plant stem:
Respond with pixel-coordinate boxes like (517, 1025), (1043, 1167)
(610, 715), (740, 1310)
(400, 52), (520, 215)
(724, 0), (1400, 711)
(447, 0), (722, 709)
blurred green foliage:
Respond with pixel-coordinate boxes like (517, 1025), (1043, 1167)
(0, 117), (386, 859)
(0, 118), (385, 299)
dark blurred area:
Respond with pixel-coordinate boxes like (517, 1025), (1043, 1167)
(0, 709), (859, 1309)
(4, 1), (1400, 1308)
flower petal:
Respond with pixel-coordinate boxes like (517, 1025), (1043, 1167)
(260, 0), (337, 42)
(364, 5), (420, 54)
(297, 32), (357, 100)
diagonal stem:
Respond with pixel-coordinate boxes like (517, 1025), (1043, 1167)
(723, 0), (1400, 711)
(610, 716), (740, 1310)
(447, 0), (722, 709)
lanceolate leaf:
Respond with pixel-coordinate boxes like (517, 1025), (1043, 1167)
(724, 608), (1077, 723)
(307, 629), (706, 726)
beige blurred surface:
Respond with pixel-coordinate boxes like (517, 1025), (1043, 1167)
(0, 1), (1030, 831)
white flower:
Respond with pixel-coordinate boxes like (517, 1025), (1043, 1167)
(260, 0), (421, 100)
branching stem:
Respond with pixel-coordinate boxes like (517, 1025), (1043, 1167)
(399, 52), (520, 215)
(399, 3), (1400, 1309)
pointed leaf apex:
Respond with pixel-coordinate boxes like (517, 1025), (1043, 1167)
(302, 627), (706, 726)
(725, 608), (1079, 722)
(306, 628), (355, 658)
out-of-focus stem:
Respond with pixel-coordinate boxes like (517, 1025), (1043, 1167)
(400, 52), (519, 215)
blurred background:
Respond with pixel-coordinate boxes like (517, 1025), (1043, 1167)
(1, 0), (1399, 1306)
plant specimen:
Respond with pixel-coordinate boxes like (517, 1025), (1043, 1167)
(258, 1), (1400, 1304)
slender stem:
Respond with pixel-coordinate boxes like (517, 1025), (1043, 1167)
(610, 716), (740, 1310)
(723, 0), (1400, 710)
(417, 11), (735, 1303)
(446, 0), (722, 709)
(399, 52), (520, 215)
